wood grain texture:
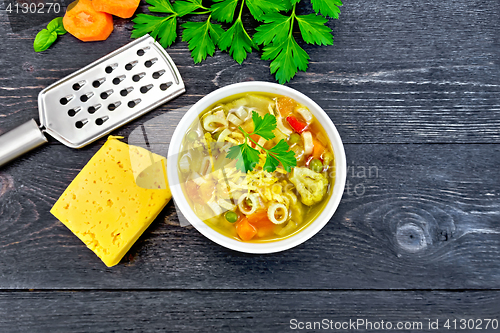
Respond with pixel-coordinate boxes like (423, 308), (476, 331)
(0, 144), (498, 289)
(0, 0), (499, 328)
(1, 291), (499, 333)
(0, 0), (498, 143)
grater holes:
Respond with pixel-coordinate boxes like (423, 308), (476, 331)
(108, 101), (121, 111)
(127, 99), (141, 108)
(125, 61), (138, 71)
(112, 75), (125, 85)
(100, 89), (113, 100)
(132, 72), (146, 82)
(72, 80), (86, 91)
(60, 95), (73, 105)
(67, 107), (81, 117)
(80, 92), (94, 102)
(145, 58), (157, 68)
(75, 119), (88, 129)
(160, 82), (173, 91)
(137, 47), (149, 56)
(152, 70), (165, 79)
(105, 63), (118, 74)
(140, 84), (153, 94)
(95, 116), (109, 126)
(88, 104), (101, 114)
(93, 78), (105, 88)
(120, 87), (133, 96)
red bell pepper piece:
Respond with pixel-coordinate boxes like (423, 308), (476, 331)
(286, 116), (307, 133)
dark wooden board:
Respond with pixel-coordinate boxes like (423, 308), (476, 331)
(0, 0), (499, 143)
(1, 291), (499, 333)
(0, 144), (498, 290)
(1, 0), (499, 328)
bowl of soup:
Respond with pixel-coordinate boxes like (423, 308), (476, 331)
(167, 82), (346, 253)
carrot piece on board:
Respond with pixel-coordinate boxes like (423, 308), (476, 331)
(63, 0), (113, 42)
(92, 0), (140, 19)
(236, 217), (257, 241)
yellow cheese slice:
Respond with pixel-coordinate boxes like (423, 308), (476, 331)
(51, 136), (172, 267)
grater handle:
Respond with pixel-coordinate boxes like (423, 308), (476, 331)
(0, 119), (48, 167)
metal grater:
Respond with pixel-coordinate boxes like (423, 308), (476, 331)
(0, 35), (185, 167)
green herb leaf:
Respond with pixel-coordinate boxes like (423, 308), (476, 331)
(296, 13), (333, 46)
(227, 143), (260, 173)
(263, 153), (280, 173)
(226, 112), (296, 173)
(251, 111), (276, 140)
(310, 0), (342, 19)
(246, 0), (289, 21)
(262, 36), (309, 84)
(34, 29), (57, 52)
(266, 139), (297, 172)
(182, 19), (225, 63)
(253, 12), (291, 46)
(132, 14), (165, 38)
(218, 19), (257, 64)
(132, 14), (177, 48)
(174, 0), (204, 17)
(46, 17), (66, 35)
(210, 0), (239, 23)
(156, 17), (178, 48)
(146, 0), (176, 13)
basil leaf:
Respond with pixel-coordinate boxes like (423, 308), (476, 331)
(34, 29), (58, 52)
(47, 17), (67, 35)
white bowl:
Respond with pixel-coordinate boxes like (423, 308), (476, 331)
(167, 82), (346, 254)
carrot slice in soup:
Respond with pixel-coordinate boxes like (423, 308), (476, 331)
(277, 97), (297, 117)
(63, 0), (113, 42)
(248, 210), (275, 238)
(247, 210), (273, 228)
(236, 217), (257, 241)
(92, 0), (140, 19)
(312, 138), (325, 160)
(249, 134), (260, 148)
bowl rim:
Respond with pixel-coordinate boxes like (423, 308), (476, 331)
(167, 81), (346, 253)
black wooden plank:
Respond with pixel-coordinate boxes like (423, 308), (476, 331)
(0, 144), (498, 289)
(1, 291), (499, 332)
(0, 0), (498, 143)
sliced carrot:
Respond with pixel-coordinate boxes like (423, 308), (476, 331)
(236, 217), (257, 241)
(247, 210), (272, 228)
(92, 0), (140, 19)
(312, 138), (325, 160)
(185, 180), (201, 204)
(63, 0), (113, 42)
(249, 134), (260, 148)
(248, 210), (276, 238)
(277, 97), (297, 117)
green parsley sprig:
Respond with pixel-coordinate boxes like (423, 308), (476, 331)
(131, 0), (342, 83)
(226, 111), (297, 173)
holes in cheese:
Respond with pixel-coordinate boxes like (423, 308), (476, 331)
(50, 136), (172, 267)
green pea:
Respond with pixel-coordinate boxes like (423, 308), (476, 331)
(187, 131), (198, 142)
(288, 133), (301, 145)
(310, 158), (323, 173)
(225, 211), (238, 223)
(213, 131), (221, 141)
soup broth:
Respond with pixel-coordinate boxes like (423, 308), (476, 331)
(178, 92), (335, 242)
